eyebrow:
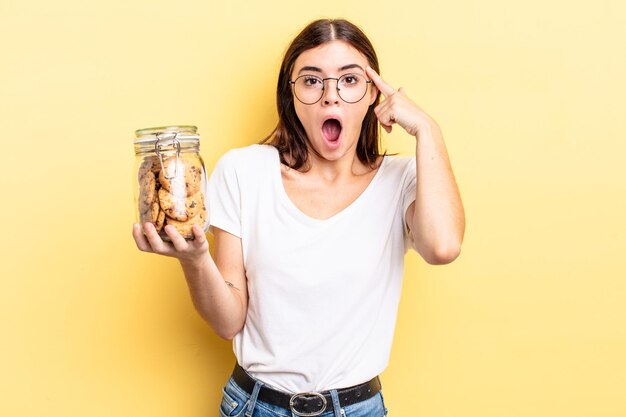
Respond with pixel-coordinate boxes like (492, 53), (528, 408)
(339, 64), (365, 72)
(297, 64), (365, 75)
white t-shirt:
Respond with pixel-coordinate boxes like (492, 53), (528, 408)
(208, 144), (417, 393)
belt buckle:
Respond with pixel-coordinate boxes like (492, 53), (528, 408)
(289, 391), (328, 417)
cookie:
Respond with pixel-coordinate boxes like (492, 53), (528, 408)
(138, 198), (158, 221)
(155, 209), (165, 233)
(138, 200), (162, 231)
(158, 154), (202, 197)
(158, 188), (203, 222)
(149, 198), (160, 223)
(138, 156), (159, 180)
(164, 201), (207, 238)
(139, 207), (152, 226)
(138, 171), (156, 213)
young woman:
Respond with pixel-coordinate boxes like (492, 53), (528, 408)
(133, 18), (464, 417)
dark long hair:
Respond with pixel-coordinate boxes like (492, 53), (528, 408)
(261, 19), (383, 170)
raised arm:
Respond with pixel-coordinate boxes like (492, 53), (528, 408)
(366, 66), (465, 264)
(404, 120), (465, 264)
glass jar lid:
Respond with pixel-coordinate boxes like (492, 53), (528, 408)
(134, 125), (200, 154)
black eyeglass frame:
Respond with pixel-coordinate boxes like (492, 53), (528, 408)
(289, 74), (372, 105)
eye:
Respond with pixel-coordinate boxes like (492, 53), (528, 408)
(302, 76), (322, 87)
(340, 74), (362, 87)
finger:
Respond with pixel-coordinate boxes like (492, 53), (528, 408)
(164, 225), (189, 251)
(380, 111), (397, 127)
(373, 101), (396, 132)
(191, 224), (207, 245)
(133, 223), (153, 252)
(375, 113), (393, 133)
(374, 97), (393, 119)
(143, 222), (171, 253)
(366, 66), (395, 98)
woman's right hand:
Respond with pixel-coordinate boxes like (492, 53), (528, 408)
(132, 223), (210, 266)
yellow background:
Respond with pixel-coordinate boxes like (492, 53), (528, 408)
(1, 0), (625, 416)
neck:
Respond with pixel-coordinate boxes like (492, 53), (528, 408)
(305, 146), (371, 182)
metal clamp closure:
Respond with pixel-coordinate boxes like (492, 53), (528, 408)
(289, 392), (328, 417)
(154, 132), (181, 179)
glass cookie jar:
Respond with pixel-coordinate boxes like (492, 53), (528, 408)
(133, 125), (209, 240)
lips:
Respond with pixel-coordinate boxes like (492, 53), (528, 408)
(322, 117), (342, 143)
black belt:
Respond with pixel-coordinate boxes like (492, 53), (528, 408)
(231, 363), (381, 416)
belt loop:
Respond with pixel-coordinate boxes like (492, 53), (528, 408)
(329, 389), (342, 417)
(244, 380), (262, 417)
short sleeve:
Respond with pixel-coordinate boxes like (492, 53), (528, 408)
(207, 151), (242, 238)
(401, 158), (417, 223)
(401, 158), (417, 249)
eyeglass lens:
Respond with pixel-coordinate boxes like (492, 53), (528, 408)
(292, 74), (368, 104)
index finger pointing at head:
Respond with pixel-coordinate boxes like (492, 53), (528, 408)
(366, 66), (395, 97)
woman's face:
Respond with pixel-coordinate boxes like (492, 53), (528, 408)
(290, 40), (377, 163)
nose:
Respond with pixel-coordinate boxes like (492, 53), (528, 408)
(322, 79), (340, 105)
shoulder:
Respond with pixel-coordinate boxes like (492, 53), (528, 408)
(216, 144), (277, 172)
(380, 154), (415, 178)
(210, 144), (278, 192)
(220, 144), (276, 164)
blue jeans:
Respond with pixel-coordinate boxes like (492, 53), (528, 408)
(219, 375), (389, 417)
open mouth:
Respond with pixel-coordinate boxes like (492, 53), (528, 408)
(322, 118), (342, 143)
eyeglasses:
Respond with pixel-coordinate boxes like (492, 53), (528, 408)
(289, 73), (372, 105)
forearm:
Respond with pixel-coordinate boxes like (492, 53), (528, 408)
(179, 254), (245, 339)
(412, 120), (465, 263)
